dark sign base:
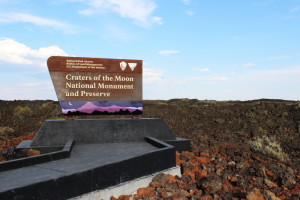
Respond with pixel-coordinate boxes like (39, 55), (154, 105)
(0, 118), (190, 200)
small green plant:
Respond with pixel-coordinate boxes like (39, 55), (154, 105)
(157, 101), (168, 106)
(250, 135), (289, 162)
(39, 102), (50, 110)
(14, 106), (33, 117)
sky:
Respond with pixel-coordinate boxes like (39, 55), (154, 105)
(0, 0), (299, 101)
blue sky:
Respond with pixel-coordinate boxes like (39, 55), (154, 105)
(0, 0), (299, 100)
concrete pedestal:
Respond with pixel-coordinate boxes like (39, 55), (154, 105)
(0, 118), (190, 200)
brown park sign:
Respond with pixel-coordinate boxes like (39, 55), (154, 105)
(47, 56), (143, 115)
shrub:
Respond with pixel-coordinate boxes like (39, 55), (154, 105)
(0, 127), (15, 136)
(249, 135), (289, 162)
(157, 101), (168, 106)
(14, 106), (33, 117)
(39, 102), (50, 110)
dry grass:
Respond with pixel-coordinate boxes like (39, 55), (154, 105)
(14, 106), (33, 117)
(250, 135), (290, 162)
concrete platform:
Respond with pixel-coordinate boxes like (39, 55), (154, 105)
(0, 118), (190, 200)
(0, 142), (156, 191)
(0, 138), (176, 199)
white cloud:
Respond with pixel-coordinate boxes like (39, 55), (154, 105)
(185, 10), (195, 16)
(0, 13), (77, 34)
(143, 68), (164, 83)
(152, 16), (163, 25)
(0, 38), (69, 67)
(173, 76), (205, 85)
(18, 81), (52, 88)
(158, 50), (180, 55)
(289, 7), (300, 13)
(210, 77), (227, 81)
(78, 0), (161, 26)
(181, 0), (191, 5)
(192, 68), (209, 72)
(144, 67), (227, 86)
(243, 62), (256, 67)
(237, 66), (300, 83)
(78, 9), (96, 15)
(250, 66), (300, 82)
(266, 55), (291, 60)
(169, 76), (227, 85)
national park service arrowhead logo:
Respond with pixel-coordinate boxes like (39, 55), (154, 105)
(120, 61), (127, 71)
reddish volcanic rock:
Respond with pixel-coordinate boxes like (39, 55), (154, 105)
(246, 188), (266, 200)
(0, 133), (36, 161)
(21, 149), (40, 157)
(265, 169), (277, 180)
(150, 173), (177, 188)
(116, 195), (132, 200)
(107, 147), (297, 200)
(200, 152), (211, 158)
(222, 181), (234, 193)
(135, 187), (155, 198)
(197, 175), (223, 193)
(230, 176), (238, 183)
(264, 190), (281, 200)
(264, 178), (278, 188)
(195, 169), (208, 180)
(199, 195), (214, 200)
(196, 157), (213, 165)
